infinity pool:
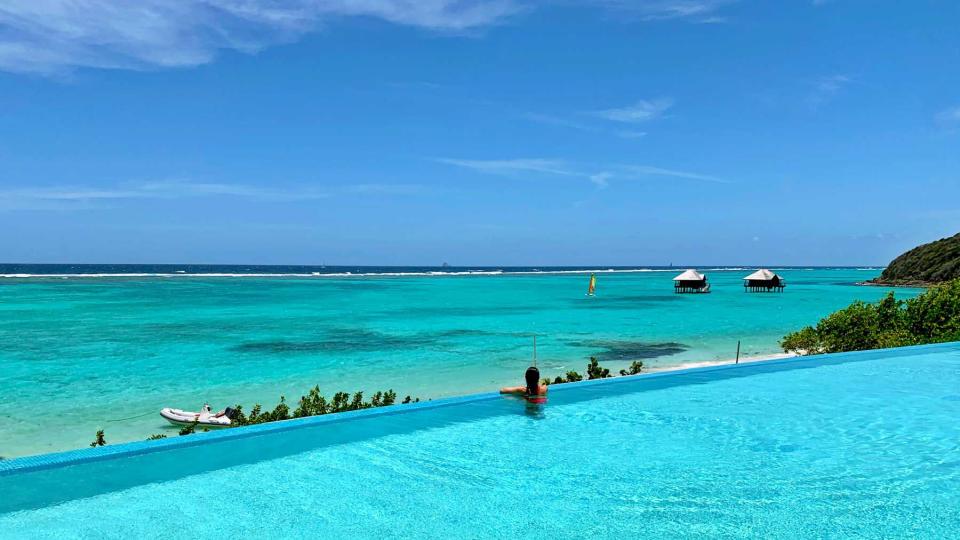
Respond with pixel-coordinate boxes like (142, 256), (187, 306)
(1, 344), (958, 538)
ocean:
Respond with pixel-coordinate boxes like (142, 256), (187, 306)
(0, 265), (918, 457)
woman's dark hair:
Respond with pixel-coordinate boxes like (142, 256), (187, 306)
(525, 366), (540, 395)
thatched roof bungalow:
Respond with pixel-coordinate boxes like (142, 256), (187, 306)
(673, 269), (710, 293)
(743, 269), (785, 292)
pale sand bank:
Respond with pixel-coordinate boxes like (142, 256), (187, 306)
(648, 352), (798, 374)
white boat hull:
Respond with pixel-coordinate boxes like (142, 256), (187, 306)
(160, 407), (232, 428)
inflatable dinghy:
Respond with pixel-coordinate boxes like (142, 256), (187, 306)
(160, 404), (236, 428)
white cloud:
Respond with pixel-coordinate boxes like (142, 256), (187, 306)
(589, 172), (613, 188)
(807, 74), (851, 110)
(436, 157), (727, 186)
(435, 157), (579, 176)
(523, 114), (651, 138)
(935, 105), (960, 127)
(594, 0), (734, 21)
(591, 98), (674, 123)
(523, 113), (600, 132)
(0, 1), (741, 75)
(0, 178), (428, 211)
(618, 164), (728, 183)
(0, 179), (329, 210)
(344, 183), (424, 195)
(0, 1), (522, 74)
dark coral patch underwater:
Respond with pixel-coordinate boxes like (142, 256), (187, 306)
(232, 328), (437, 354)
(564, 339), (688, 361)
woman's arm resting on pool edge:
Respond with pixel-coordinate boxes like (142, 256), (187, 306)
(499, 385), (549, 395)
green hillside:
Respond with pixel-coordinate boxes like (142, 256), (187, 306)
(871, 233), (960, 285)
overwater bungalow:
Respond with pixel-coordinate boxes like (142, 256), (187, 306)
(673, 269), (710, 293)
(743, 269), (785, 292)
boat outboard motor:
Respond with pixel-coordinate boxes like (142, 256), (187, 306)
(223, 407), (239, 420)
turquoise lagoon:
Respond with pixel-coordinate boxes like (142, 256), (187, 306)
(0, 344), (957, 538)
(0, 267), (920, 456)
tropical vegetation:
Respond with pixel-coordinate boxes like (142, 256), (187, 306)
(782, 278), (960, 354)
(91, 385), (417, 447)
(90, 429), (106, 447)
(870, 232), (960, 285)
(545, 357), (640, 384)
(89, 357), (644, 450)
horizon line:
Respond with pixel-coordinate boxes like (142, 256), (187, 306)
(0, 262), (886, 269)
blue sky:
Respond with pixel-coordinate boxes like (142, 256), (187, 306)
(0, 1), (957, 265)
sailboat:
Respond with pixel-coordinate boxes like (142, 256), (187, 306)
(586, 273), (597, 296)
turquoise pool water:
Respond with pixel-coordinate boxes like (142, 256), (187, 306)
(1, 344), (957, 538)
(0, 267), (920, 456)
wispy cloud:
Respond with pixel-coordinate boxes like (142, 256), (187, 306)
(935, 105), (960, 128)
(0, 1), (523, 74)
(807, 74), (851, 110)
(135, 180), (329, 200)
(595, 0), (735, 22)
(344, 183), (425, 195)
(524, 114), (650, 139)
(436, 157), (727, 187)
(617, 165), (728, 183)
(523, 113), (600, 132)
(0, 1), (742, 75)
(589, 172), (613, 188)
(435, 158), (579, 177)
(591, 98), (674, 123)
(0, 179), (329, 211)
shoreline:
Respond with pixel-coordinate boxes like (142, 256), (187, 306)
(1, 351), (801, 461)
(647, 352), (797, 374)
(858, 280), (931, 288)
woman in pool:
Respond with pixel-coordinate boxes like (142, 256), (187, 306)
(500, 366), (548, 403)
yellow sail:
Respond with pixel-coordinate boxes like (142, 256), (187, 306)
(587, 273), (596, 296)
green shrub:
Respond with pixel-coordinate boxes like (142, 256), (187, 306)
(782, 278), (960, 354)
(619, 361), (644, 376)
(90, 429), (106, 447)
(816, 301), (883, 352)
(780, 326), (821, 354)
(546, 357), (619, 384)
(235, 387), (412, 429)
(294, 386), (327, 417)
(549, 370), (583, 384)
(586, 357), (611, 380)
(904, 279), (960, 341)
(265, 396), (290, 422)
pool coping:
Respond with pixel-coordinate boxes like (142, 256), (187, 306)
(2, 340), (958, 477)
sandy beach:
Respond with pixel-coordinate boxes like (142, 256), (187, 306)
(648, 352), (798, 374)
